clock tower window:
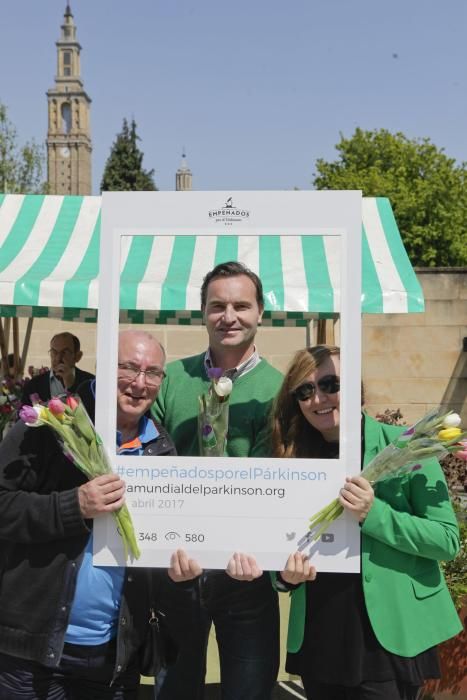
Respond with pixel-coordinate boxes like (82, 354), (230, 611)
(61, 103), (72, 134)
(63, 51), (71, 76)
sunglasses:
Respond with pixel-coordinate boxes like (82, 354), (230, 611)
(292, 375), (340, 402)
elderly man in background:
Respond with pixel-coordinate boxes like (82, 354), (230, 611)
(21, 331), (95, 405)
(0, 330), (182, 699)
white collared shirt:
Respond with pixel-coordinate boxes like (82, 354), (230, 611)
(49, 368), (76, 397)
(204, 346), (261, 381)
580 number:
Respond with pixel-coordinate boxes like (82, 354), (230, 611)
(185, 533), (205, 543)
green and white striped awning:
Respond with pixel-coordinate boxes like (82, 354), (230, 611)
(0, 194), (423, 326)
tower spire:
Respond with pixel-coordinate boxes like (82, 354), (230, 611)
(176, 150), (193, 191)
(46, 5), (92, 194)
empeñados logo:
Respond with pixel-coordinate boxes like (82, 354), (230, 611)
(208, 197), (250, 225)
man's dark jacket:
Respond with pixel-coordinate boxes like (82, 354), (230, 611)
(20, 367), (95, 405)
(0, 417), (176, 679)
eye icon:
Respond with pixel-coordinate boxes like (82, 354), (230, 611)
(165, 531), (181, 541)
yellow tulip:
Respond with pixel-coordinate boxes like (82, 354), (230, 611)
(437, 427), (462, 441)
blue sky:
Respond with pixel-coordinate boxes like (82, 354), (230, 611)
(1, 0), (466, 194)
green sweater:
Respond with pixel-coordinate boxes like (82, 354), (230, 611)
(152, 353), (283, 457)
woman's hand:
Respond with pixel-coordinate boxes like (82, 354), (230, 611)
(226, 552), (263, 581)
(280, 552), (317, 585)
(168, 549), (203, 582)
(339, 475), (374, 522)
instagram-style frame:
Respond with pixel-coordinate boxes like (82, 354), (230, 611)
(93, 190), (362, 571)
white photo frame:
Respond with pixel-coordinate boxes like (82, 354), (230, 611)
(93, 190), (362, 571)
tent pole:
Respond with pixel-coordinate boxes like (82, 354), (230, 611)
(3, 318), (10, 348)
(20, 319), (34, 376)
(12, 319), (21, 377)
(316, 319), (336, 345)
(0, 319), (10, 376)
(317, 319), (326, 344)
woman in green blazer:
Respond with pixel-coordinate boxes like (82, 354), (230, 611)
(272, 345), (462, 700)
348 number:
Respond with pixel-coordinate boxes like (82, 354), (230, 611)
(138, 532), (158, 541)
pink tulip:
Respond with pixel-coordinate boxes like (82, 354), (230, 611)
(455, 440), (467, 461)
(48, 398), (66, 416)
(66, 395), (79, 411)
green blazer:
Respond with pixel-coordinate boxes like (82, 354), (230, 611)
(286, 414), (462, 658)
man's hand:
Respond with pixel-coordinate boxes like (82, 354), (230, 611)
(226, 552), (263, 581)
(280, 552), (317, 585)
(78, 474), (126, 519)
(168, 549), (203, 582)
(339, 475), (374, 523)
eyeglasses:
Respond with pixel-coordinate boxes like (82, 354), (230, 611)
(49, 348), (74, 358)
(292, 374), (340, 402)
(118, 363), (166, 387)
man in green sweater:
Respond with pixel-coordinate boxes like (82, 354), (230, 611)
(153, 261), (283, 700)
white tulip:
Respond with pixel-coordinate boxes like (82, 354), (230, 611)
(0, 396), (7, 405)
(214, 376), (233, 398)
(442, 413), (461, 428)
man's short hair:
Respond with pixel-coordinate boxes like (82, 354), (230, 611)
(200, 261), (264, 309)
(50, 332), (81, 353)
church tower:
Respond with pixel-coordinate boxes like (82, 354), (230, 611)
(175, 152), (193, 191)
(46, 3), (92, 195)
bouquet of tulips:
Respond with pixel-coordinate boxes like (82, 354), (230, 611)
(0, 379), (20, 437)
(198, 368), (233, 456)
(306, 407), (467, 543)
(19, 396), (140, 561)
(0, 366), (49, 439)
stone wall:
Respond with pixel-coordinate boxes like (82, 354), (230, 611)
(15, 269), (466, 424)
(362, 268), (466, 425)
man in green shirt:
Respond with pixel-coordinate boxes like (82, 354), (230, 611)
(153, 261), (283, 700)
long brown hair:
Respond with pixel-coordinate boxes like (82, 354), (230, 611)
(271, 345), (340, 458)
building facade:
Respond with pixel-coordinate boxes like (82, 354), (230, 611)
(46, 3), (92, 195)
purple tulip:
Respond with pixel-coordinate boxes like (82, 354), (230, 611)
(19, 405), (40, 425)
(401, 427), (415, 437)
(207, 367), (223, 380)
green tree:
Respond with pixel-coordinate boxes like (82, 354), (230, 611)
(100, 118), (157, 191)
(0, 103), (45, 193)
(313, 128), (467, 266)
